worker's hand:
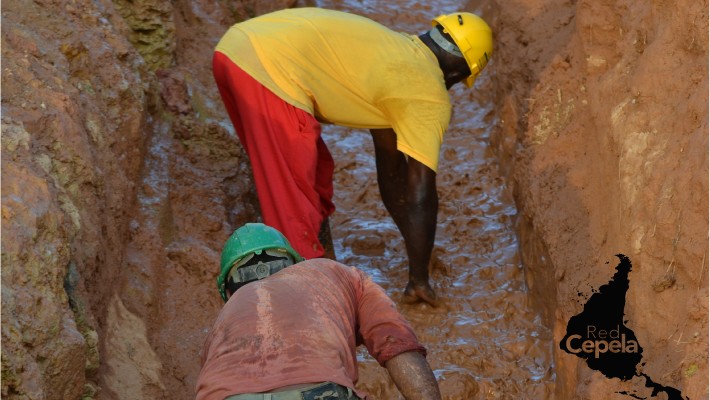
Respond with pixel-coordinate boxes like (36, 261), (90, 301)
(402, 280), (439, 307)
(385, 351), (441, 400)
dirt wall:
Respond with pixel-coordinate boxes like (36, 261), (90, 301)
(2, 0), (154, 397)
(1, 0), (253, 397)
(488, 0), (709, 397)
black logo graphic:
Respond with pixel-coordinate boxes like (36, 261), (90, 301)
(559, 254), (689, 400)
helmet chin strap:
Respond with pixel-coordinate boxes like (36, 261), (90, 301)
(230, 258), (292, 284)
(228, 249), (295, 284)
(429, 27), (463, 58)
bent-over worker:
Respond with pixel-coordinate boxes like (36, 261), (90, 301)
(213, 8), (494, 305)
(195, 223), (441, 400)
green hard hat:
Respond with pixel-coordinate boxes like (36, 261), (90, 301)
(217, 223), (303, 301)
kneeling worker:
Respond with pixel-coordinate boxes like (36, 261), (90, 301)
(195, 223), (441, 400)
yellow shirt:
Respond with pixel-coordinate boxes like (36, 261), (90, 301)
(215, 7), (451, 172)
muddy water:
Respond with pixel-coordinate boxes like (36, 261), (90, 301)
(316, 1), (555, 398)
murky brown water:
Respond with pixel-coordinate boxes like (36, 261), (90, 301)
(317, 1), (555, 398)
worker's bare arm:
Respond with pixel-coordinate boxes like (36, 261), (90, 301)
(370, 128), (439, 306)
(369, 128), (408, 220)
(385, 351), (442, 400)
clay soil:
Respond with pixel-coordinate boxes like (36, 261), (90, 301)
(1, 0), (707, 399)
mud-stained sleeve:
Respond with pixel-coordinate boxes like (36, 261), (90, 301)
(354, 269), (426, 365)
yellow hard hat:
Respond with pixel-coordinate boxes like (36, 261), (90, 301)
(432, 12), (493, 87)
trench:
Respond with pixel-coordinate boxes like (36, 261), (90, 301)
(111, 0), (556, 398)
(3, 0), (705, 398)
(316, 0), (556, 398)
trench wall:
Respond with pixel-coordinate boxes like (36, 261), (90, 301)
(487, 0), (709, 397)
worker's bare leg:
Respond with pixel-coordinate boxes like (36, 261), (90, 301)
(318, 217), (336, 260)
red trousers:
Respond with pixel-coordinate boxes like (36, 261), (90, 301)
(213, 52), (335, 259)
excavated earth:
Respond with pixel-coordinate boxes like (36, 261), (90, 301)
(1, 0), (707, 399)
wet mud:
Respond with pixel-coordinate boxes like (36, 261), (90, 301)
(318, 1), (554, 398)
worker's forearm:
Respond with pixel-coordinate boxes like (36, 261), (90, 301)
(385, 351), (441, 400)
(402, 190), (437, 282)
(380, 183), (436, 282)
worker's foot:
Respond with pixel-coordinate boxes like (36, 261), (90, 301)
(402, 281), (440, 307)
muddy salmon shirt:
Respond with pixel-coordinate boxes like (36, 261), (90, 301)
(195, 259), (425, 399)
(215, 7), (451, 172)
